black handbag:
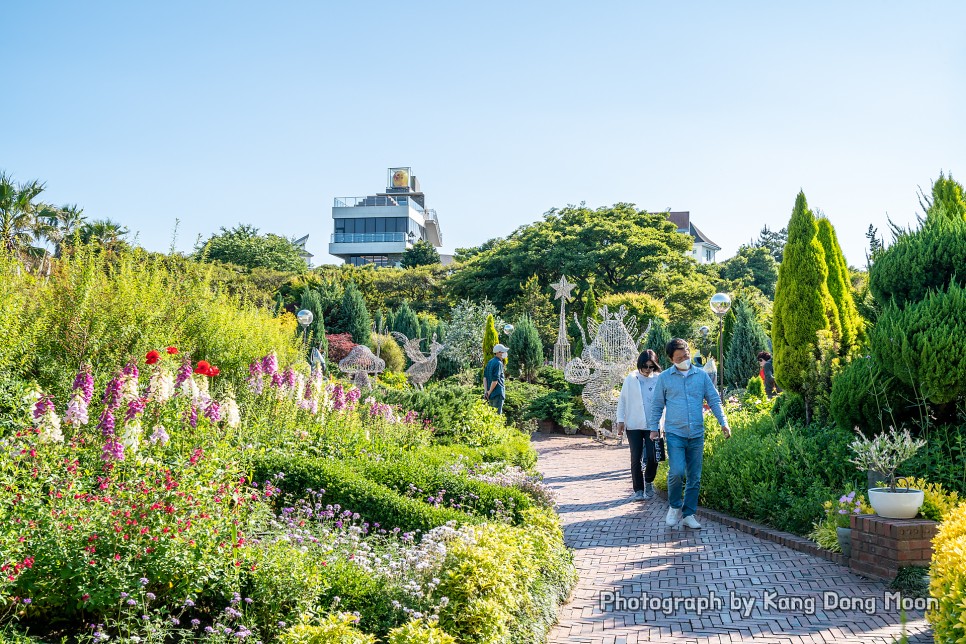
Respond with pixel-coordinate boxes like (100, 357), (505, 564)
(652, 436), (666, 463)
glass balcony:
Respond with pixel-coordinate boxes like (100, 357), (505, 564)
(330, 233), (408, 243)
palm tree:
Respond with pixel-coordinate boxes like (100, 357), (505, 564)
(80, 218), (130, 253)
(0, 172), (47, 256)
(49, 204), (87, 257)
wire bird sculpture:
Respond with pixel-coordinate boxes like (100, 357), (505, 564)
(391, 332), (445, 388)
(338, 345), (386, 390)
(564, 305), (652, 444)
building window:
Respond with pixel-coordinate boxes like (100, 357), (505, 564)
(705, 248), (714, 262)
(348, 255), (391, 267)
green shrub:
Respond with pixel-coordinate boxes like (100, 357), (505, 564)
(597, 292), (669, 326)
(871, 282), (966, 405)
(870, 211), (966, 309)
(829, 357), (903, 434)
(242, 540), (329, 637)
(928, 502), (966, 642)
(771, 391), (806, 428)
(903, 424), (966, 496)
(279, 615), (376, 644)
(525, 390), (583, 428)
(502, 380), (554, 428)
(357, 452), (535, 524)
(896, 477), (961, 521)
(387, 619), (455, 644)
(370, 333), (405, 374)
(251, 455), (475, 534)
(507, 316), (543, 383)
(745, 375), (765, 400)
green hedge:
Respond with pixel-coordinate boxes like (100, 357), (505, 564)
(358, 452), (535, 525)
(251, 455), (475, 534)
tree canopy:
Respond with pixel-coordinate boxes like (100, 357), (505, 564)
(196, 224), (308, 272)
(400, 239), (441, 268)
(447, 204), (694, 308)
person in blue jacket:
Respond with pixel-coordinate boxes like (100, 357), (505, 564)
(648, 338), (731, 529)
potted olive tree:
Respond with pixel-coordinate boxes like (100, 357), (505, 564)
(849, 427), (927, 519)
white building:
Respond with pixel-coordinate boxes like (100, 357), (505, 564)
(328, 167), (443, 267)
(667, 211), (721, 263)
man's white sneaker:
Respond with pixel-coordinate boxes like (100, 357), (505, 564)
(681, 514), (702, 529)
(665, 507), (683, 526)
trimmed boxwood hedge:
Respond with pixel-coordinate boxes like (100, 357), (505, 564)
(251, 455), (476, 534)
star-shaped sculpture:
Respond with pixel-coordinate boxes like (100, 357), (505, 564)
(551, 275), (576, 302)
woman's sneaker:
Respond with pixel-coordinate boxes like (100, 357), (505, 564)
(681, 514), (702, 529)
(665, 507), (682, 526)
(644, 483), (656, 499)
(633, 490), (645, 501)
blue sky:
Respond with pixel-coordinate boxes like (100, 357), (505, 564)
(4, 1), (965, 267)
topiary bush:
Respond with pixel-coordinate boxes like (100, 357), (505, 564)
(829, 356), (906, 434)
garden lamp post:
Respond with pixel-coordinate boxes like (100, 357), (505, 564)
(709, 293), (732, 398)
(296, 309), (314, 362)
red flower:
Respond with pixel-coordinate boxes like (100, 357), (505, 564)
(145, 350), (161, 365)
(81, 593), (90, 601)
(193, 361), (211, 375)
(208, 366), (220, 377)
(165, 346), (178, 355)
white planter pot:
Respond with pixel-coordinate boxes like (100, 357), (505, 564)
(868, 487), (925, 519)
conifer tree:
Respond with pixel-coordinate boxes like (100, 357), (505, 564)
(772, 192), (840, 419)
(643, 318), (672, 369)
(724, 300), (769, 388)
(482, 314), (500, 366)
(582, 286), (599, 326)
(340, 282), (372, 345)
(508, 316), (544, 382)
(299, 287), (327, 347)
(391, 302), (420, 341)
(816, 217), (865, 356)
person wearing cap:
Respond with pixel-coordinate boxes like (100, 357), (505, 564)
(484, 344), (509, 414)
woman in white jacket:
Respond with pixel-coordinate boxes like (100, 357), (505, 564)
(615, 349), (663, 500)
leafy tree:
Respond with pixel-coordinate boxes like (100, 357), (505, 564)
(400, 239), (440, 268)
(771, 191), (841, 422)
(339, 282), (372, 345)
(597, 292), (669, 327)
(816, 217), (865, 357)
(448, 204), (693, 307)
(508, 316), (543, 383)
(751, 225), (788, 263)
(502, 275), (556, 354)
(440, 299), (500, 369)
(482, 314), (499, 367)
(196, 224), (308, 272)
(391, 301), (420, 341)
(724, 300), (769, 389)
(720, 246), (779, 298)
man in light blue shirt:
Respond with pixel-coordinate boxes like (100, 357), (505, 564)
(647, 338), (731, 529)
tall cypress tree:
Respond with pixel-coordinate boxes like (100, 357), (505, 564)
(772, 192), (840, 416)
(340, 282), (372, 345)
(482, 314), (499, 365)
(817, 217), (865, 357)
(299, 287), (327, 347)
(508, 316), (544, 382)
(644, 318), (672, 369)
(582, 286), (599, 326)
(391, 301), (420, 341)
(724, 300), (768, 388)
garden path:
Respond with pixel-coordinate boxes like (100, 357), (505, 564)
(533, 432), (932, 644)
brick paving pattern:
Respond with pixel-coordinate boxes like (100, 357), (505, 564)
(533, 433), (932, 644)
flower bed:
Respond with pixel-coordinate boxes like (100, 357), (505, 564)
(0, 347), (576, 642)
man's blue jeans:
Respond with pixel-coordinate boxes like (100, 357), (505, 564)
(487, 396), (505, 415)
(665, 433), (704, 518)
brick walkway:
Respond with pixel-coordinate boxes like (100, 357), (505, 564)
(533, 433), (933, 644)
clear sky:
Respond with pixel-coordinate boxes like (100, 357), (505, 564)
(4, 1), (965, 268)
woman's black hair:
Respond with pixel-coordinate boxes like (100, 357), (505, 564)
(757, 351), (772, 362)
(637, 349), (662, 373)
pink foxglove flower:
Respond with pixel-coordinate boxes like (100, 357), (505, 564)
(34, 396), (64, 443)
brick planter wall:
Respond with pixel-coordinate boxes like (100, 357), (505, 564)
(848, 513), (938, 581)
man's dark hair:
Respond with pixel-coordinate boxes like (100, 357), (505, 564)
(757, 351), (772, 362)
(666, 338), (689, 359)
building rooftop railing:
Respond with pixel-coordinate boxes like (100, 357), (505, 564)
(334, 196), (424, 212)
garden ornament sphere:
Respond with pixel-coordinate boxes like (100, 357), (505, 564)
(710, 293), (732, 318)
(698, 325), (710, 338)
(296, 309), (314, 327)
(503, 324), (514, 335)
